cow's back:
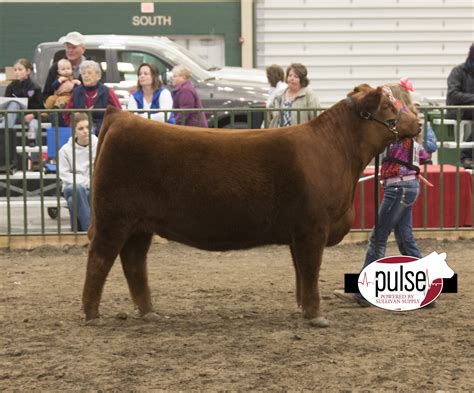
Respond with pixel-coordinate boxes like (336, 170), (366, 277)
(92, 112), (314, 249)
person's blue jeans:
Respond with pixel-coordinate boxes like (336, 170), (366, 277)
(362, 179), (422, 270)
(1, 101), (20, 129)
(1, 101), (38, 142)
(63, 184), (91, 232)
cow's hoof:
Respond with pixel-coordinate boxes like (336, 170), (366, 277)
(308, 317), (329, 328)
(142, 312), (160, 321)
(115, 312), (128, 320)
(131, 310), (159, 321)
(84, 317), (104, 326)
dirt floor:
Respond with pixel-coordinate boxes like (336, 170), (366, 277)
(0, 237), (472, 390)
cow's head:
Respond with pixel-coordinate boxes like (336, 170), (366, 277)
(348, 84), (421, 139)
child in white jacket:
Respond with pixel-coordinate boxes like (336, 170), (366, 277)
(58, 112), (98, 231)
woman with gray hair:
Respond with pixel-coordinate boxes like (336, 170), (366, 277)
(171, 65), (207, 127)
(63, 60), (121, 134)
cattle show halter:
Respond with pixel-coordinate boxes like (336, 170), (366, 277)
(359, 85), (402, 135)
(344, 93), (401, 136)
(358, 110), (401, 136)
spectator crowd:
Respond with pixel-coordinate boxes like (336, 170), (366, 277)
(1, 31), (473, 232)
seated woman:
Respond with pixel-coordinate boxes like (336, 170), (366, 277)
(127, 63), (175, 124)
(58, 112), (98, 232)
(63, 60), (121, 134)
(3, 58), (43, 146)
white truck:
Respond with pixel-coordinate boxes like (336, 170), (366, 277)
(1, 35), (270, 128)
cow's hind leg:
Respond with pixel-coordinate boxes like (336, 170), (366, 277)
(119, 231), (155, 319)
(290, 244), (302, 308)
(292, 230), (329, 327)
(83, 233), (125, 322)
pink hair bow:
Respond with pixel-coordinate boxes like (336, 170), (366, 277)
(399, 77), (414, 92)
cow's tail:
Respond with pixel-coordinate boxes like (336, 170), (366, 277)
(88, 106), (121, 241)
(96, 105), (122, 159)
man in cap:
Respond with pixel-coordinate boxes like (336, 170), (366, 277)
(446, 43), (474, 168)
(42, 31), (89, 103)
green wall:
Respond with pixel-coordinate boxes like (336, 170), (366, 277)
(0, 1), (241, 69)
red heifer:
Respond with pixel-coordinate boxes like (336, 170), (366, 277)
(83, 84), (420, 327)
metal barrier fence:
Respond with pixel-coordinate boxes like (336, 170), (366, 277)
(0, 106), (473, 236)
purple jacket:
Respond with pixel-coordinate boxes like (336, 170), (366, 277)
(173, 80), (208, 127)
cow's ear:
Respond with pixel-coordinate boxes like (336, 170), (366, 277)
(353, 83), (371, 94)
(359, 86), (383, 112)
(348, 83), (371, 98)
(348, 84), (381, 113)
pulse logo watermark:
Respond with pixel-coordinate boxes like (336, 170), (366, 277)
(357, 252), (455, 311)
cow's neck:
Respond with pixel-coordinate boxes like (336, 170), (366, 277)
(356, 129), (394, 171)
(345, 103), (394, 177)
(316, 101), (394, 180)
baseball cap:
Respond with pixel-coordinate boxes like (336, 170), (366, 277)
(59, 31), (85, 46)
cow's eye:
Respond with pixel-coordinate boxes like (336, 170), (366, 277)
(386, 119), (397, 128)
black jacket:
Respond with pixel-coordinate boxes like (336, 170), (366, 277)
(5, 78), (44, 110)
(446, 62), (474, 120)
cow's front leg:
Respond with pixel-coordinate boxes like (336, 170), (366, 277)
(291, 230), (329, 327)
